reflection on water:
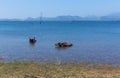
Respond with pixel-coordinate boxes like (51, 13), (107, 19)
(29, 43), (36, 46)
(55, 47), (72, 51)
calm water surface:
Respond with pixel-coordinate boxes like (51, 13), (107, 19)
(0, 21), (120, 65)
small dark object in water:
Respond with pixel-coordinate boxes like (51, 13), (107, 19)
(29, 37), (36, 44)
(55, 42), (73, 48)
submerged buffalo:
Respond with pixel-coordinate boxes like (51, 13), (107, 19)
(29, 37), (36, 44)
(55, 42), (73, 48)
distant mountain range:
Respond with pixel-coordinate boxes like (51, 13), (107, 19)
(1, 13), (120, 21)
(25, 15), (100, 21)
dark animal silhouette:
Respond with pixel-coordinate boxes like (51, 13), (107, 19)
(29, 37), (36, 44)
(55, 42), (73, 48)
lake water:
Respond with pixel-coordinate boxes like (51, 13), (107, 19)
(0, 21), (120, 65)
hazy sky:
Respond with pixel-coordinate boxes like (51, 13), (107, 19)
(0, 0), (120, 19)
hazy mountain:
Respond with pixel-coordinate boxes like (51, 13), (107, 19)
(54, 16), (82, 21)
(101, 13), (120, 21)
(25, 15), (100, 21)
(25, 16), (81, 21)
(1, 13), (120, 21)
(0, 18), (22, 21)
(83, 16), (100, 20)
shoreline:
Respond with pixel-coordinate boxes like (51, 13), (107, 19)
(0, 62), (120, 78)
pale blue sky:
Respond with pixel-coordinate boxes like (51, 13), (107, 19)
(0, 0), (120, 19)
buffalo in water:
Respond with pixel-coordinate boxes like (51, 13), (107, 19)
(29, 37), (36, 44)
(55, 42), (73, 48)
